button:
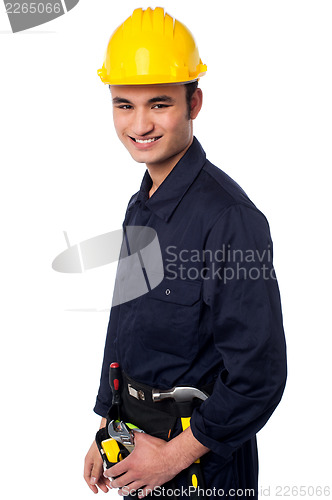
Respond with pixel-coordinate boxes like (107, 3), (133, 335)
(165, 288), (171, 295)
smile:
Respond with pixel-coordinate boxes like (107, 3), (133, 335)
(130, 136), (161, 144)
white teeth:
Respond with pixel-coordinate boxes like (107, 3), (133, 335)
(134, 137), (159, 143)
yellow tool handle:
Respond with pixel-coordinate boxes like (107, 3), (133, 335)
(181, 417), (205, 496)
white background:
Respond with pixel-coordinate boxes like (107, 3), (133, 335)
(1, 0), (331, 499)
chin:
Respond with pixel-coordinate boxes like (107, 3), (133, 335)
(129, 150), (162, 165)
(130, 155), (147, 164)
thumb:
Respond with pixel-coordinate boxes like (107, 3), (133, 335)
(133, 430), (144, 445)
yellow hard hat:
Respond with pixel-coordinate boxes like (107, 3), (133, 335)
(98, 7), (207, 85)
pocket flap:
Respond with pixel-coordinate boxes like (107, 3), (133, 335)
(148, 279), (201, 306)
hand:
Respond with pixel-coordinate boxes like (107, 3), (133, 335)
(84, 440), (111, 494)
(104, 432), (183, 498)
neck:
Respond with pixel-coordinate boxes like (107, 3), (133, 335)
(147, 139), (193, 198)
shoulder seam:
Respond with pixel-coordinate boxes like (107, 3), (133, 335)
(209, 202), (268, 234)
(202, 161), (253, 205)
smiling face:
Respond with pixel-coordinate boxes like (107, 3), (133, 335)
(110, 84), (202, 172)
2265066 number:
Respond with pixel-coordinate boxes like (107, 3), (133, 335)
(5, 3), (62, 14)
(275, 486), (330, 496)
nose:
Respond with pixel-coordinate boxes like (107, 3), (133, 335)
(131, 109), (154, 137)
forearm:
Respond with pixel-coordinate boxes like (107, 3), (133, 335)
(99, 417), (107, 429)
(167, 425), (209, 471)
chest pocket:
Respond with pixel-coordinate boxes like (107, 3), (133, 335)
(137, 279), (202, 360)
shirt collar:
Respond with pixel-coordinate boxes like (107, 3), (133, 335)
(135, 137), (206, 222)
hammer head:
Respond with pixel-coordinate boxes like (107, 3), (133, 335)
(152, 386), (208, 403)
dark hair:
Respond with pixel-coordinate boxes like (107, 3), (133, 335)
(185, 80), (199, 119)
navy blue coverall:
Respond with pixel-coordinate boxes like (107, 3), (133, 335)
(94, 137), (287, 498)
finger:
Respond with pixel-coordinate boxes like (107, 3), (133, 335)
(119, 481), (145, 497)
(89, 469), (106, 493)
(104, 459), (128, 478)
(88, 483), (98, 494)
(84, 461), (99, 493)
(86, 476), (98, 494)
(111, 471), (136, 490)
(137, 485), (155, 498)
(84, 460), (109, 494)
(96, 476), (111, 494)
(102, 475), (112, 489)
(118, 485), (134, 497)
(131, 429), (141, 442)
(91, 457), (104, 484)
(86, 474), (102, 494)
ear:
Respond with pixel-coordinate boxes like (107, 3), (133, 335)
(190, 88), (203, 120)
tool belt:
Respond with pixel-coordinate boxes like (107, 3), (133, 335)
(96, 370), (215, 498)
(112, 371), (214, 441)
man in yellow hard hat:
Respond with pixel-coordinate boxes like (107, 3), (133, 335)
(84, 7), (287, 499)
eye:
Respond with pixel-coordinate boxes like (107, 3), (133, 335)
(116, 104), (133, 110)
(152, 104), (170, 109)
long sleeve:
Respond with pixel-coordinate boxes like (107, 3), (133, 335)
(93, 305), (120, 417)
(190, 203), (287, 458)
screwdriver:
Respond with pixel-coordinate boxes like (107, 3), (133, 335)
(109, 362), (122, 420)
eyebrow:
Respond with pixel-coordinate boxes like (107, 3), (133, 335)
(112, 95), (175, 105)
(112, 97), (132, 105)
(147, 95), (175, 104)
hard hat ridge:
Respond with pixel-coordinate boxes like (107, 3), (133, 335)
(98, 7), (207, 86)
